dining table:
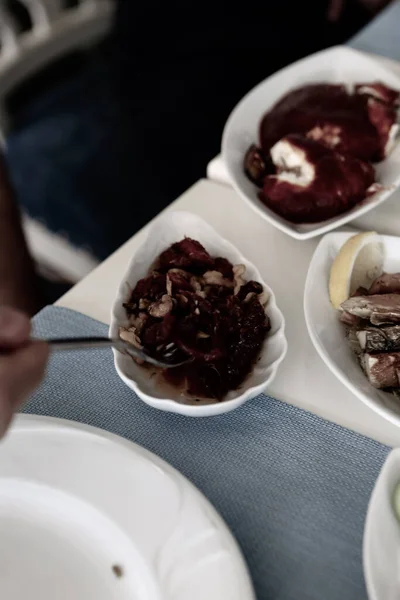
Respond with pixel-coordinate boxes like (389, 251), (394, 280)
(12, 4), (397, 599)
(55, 0), (400, 449)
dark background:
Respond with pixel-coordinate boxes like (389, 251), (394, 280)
(5, 0), (372, 264)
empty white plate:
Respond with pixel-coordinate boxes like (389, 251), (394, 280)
(363, 448), (400, 600)
(0, 415), (255, 600)
(222, 46), (400, 240)
(304, 231), (400, 427)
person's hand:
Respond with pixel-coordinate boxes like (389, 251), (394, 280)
(327, 0), (392, 21)
(0, 307), (48, 437)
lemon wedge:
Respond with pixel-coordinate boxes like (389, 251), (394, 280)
(329, 231), (384, 309)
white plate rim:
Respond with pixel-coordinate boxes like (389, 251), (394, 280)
(7, 413), (256, 600)
(363, 448), (400, 600)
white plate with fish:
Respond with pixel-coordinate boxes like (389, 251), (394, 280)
(304, 230), (400, 427)
(0, 415), (255, 600)
(363, 448), (400, 600)
(222, 46), (400, 240)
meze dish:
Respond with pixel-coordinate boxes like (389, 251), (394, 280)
(329, 231), (400, 397)
(119, 237), (270, 401)
(244, 82), (399, 224)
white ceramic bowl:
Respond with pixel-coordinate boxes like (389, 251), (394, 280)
(222, 46), (400, 240)
(304, 230), (400, 427)
(110, 211), (287, 416)
(364, 449), (400, 600)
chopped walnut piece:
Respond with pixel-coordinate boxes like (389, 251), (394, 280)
(258, 289), (270, 306)
(190, 276), (203, 293)
(197, 331), (210, 339)
(119, 327), (144, 365)
(148, 294), (174, 318)
(233, 264), (246, 294)
(166, 275), (172, 296)
(244, 292), (256, 303)
(139, 298), (150, 310)
(203, 271), (234, 287)
(168, 268), (190, 277)
(176, 293), (189, 305)
(130, 312), (148, 333)
(119, 327), (143, 349)
(165, 268), (193, 295)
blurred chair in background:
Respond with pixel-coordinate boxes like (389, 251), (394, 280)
(0, 0), (114, 288)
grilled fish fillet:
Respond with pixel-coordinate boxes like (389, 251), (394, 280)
(341, 294), (400, 325)
(369, 273), (400, 295)
(357, 326), (400, 353)
(364, 351), (400, 388)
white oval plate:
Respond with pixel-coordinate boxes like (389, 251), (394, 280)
(0, 415), (255, 600)
(222, 46), (400, 240)
(304, 231), (400, 427)
(363, 448), (400, 600)
(109, 210), (287, 417)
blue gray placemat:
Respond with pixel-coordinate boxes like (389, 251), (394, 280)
(29, 306), (390, 600)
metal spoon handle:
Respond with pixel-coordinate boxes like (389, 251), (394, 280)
(47, 336), (154, 364)
(45, 337), (186, 369)
(47, 337), (115, 352)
